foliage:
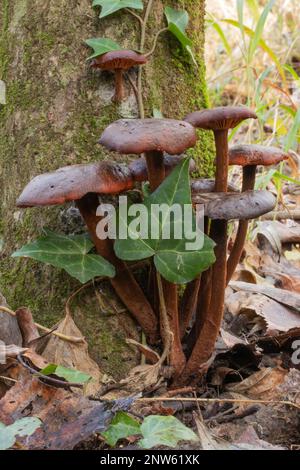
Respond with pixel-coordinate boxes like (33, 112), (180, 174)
(114, 158), (216, 284)
(0, 417), (41, 450)
(101, 411), (141, 446)
(101, 411), (198, 449)
(39, 364), (92, 384)
(85, 38), (122, 59)
(92, 0), (143, 19)
(12, 230), (115, 283)
(164, 7), (195, 64)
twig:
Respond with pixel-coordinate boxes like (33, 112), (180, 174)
(261, 209), (300, 220)
(17, 354), (83, 389)
(0, 306), (83, 344)
(132, 396), (300, 410)
(156, 271), (173, 366)
(137, 0), (154, 118)
(0, 375), (17, 384)
(125, 8), (144, 26)
(145, 28), (168, 57)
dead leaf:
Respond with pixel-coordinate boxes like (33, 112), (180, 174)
(236, 425), (285, 450)
(231, 269), (257, 284)
(227, 291), (300, 332)
(230, 281), (300, 311)
(0, 371), (135, 450)
(220, 328), (247, 347)
(226, 367), (287, 400)
(42, 313), (102, 395)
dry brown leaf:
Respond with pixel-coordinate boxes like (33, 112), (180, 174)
(230, 281), (300, 311)
(227, 290), (300, 332)
(0, 371), (131, 450)
(226, 367), (287, 400)
(42, 313), (102, 395)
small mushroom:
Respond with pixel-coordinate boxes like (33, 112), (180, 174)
(185, 107), (257, 192)
(183, 108), (257, 372)
(226, 144), (289, 283)
(16, 162), (158, 343)
(181, 189), (276, 384)
(90, 50), (147, 103)
(99, 118), (197, 191)
(192, 189), (276, 220)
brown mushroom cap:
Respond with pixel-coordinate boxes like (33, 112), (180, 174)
(229, 144), (289, 167)
(90, 50), (147, 71)
(99, 119), (197, 155)
(130, 155), (196, 182)
(16, 162), (134, 208)
(184, 106), (257, 131)
(192, 190), (276, 220)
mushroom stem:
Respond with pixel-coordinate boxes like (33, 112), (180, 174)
(76, 193), (158, 344)
(145, 151), (166, 191)
(226, 165), (256, 284)
(180, 130), (230, 382)
(181, 216), (210, 342)
(179, 276), (201, 339)
(214, 130), (229, 192)
(114, 69), (125, 102)
(178, 220), (228, 384)
(162, 279), (186, 376)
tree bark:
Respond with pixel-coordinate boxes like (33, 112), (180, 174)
(0, 0), (213, 378)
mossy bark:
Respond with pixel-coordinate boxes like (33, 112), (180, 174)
(0, 0), (213, 378)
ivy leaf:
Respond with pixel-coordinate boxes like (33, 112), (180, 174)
(12, 231), (115, 284)
(114, 159), (216, 284)
(164, 7), (196, 64)
(0, 418), (41, 450)
(139, 415), (198, 449)
(102, 411), (141, 447)
(40, 364), (92, 384)
(85, 37), (122, 59)
(92, 0), (143, 19)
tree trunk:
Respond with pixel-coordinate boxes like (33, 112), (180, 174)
(0, 0), (213, 379)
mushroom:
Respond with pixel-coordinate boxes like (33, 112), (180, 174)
(90, 50), (148, 103)
(180, 189), (276, 383)
(184, 107), (257, 356)
(99, 118), (197, 191)
(226, 145), (289, 283)
(99, 118), (197, 376)
(16, 161), (159, 344)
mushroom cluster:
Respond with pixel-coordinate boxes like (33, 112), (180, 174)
(16, 108), (288, 385)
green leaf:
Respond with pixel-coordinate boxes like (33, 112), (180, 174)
(139, 415), (198, 449)
(114, 159), (216, 284)
(40, 363), (92, 384)
(92, 0), (143, 19)
(164, 7), (196, 64)
(0, 418), (41, 450)
(85, 38), (122, 59)
(248, 0), (275, 62)
(12, 231), (115, 284)
(102, 411), (141, 447)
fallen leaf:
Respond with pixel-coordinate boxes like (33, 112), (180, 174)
(226, 367), (287, 400)
(0, 371), (135, 450)
(227, 291), (300, 332)
(139, 415), (198, 449)
(42, 313), (102, 395)
(230, 281), (300, 311)
(235, 425), (285, 450)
